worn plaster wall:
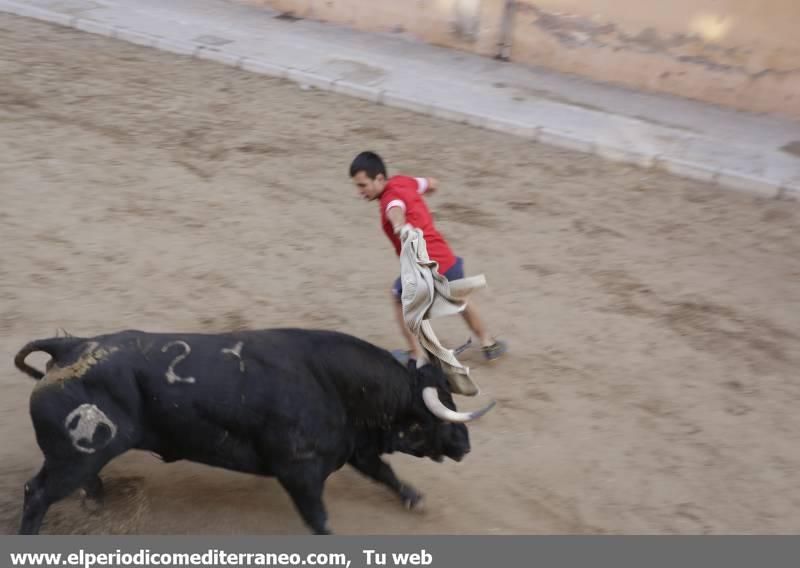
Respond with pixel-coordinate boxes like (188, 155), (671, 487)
(507, 0), (800, 117)
(240, 0), (507, 56)
(237, 0), (800, 118)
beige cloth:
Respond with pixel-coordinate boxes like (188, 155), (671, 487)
(398, 225), (486, 396)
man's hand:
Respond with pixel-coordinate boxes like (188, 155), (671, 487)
(425, 177), (439, 195)
(398, 223), (415, 240)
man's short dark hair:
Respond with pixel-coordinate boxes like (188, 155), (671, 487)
(349, 151), (387, 179)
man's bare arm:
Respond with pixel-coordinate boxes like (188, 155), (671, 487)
(387, 205), (407, 234)
(425, 177), (439, 194)
(417, 177), (439, 195)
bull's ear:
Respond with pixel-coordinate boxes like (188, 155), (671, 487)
(414, 363), (443, 391)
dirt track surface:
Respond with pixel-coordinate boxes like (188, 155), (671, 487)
(1, 14), (799, 535)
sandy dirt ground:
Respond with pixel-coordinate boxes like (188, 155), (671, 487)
(1, 14), (799, 535)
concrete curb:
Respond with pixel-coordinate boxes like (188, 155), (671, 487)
(333, 80), (384, 103)
(113, 26), (160, 48)
(595, 145), (657, 168)
(654, 157), (720, 185)
(239, 58), (288, 79)
(0, 0), (791, 200)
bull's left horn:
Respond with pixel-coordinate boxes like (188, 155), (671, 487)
(422, 387), (496, 423)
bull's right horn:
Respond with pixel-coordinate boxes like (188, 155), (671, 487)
(422, 387), (496, 423)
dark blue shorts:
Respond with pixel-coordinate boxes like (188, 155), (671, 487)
(392, 256), (464, 300)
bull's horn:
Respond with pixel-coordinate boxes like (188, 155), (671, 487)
(422, 387), (496, 423)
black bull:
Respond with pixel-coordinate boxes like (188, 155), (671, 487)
(13, 328), (494, 534)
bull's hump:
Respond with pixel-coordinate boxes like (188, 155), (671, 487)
(35, 341), (120, 390)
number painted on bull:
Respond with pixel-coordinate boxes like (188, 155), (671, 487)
(64, 404), (118, 454)
(162, 341), (196, 384)
(221, 341), (245, 372)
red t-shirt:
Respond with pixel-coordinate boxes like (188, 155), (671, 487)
(379, 175), (457, 274)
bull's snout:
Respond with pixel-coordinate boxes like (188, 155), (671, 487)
(451, 446), (470, 463)
(441, 423), (470, 462)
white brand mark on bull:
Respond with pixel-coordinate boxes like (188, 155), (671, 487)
(64, 404), (118, 454)
(221, 341), (245, 372)
(162, 341), (196, 384)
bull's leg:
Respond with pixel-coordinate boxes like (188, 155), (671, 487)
(348, 453), (423, 510)
(82, 475), (104, 501)
(277, 468), (331, 535)
(19, 466), (49, 535)
(19, 460), (106, 535)
(80, 475), (105, 513)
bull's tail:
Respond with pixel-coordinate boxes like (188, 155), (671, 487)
(14, 337), (85, 380)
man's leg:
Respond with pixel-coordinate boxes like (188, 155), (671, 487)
(446, 257), (507, 361)
(460, 299), (493, 347)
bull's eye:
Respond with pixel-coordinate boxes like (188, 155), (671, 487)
(398, 432), (405, 438)
(24, 484), (31, 495)
(409, 424), (421, 432)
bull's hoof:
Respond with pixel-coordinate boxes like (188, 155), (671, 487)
(81, 477), (106, 513)
(80, 493), (104, 514)
(80, 479), (105, 514)
(400, 487), (425, 512)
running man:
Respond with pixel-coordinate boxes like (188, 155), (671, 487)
(349, 151), (507, 363)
